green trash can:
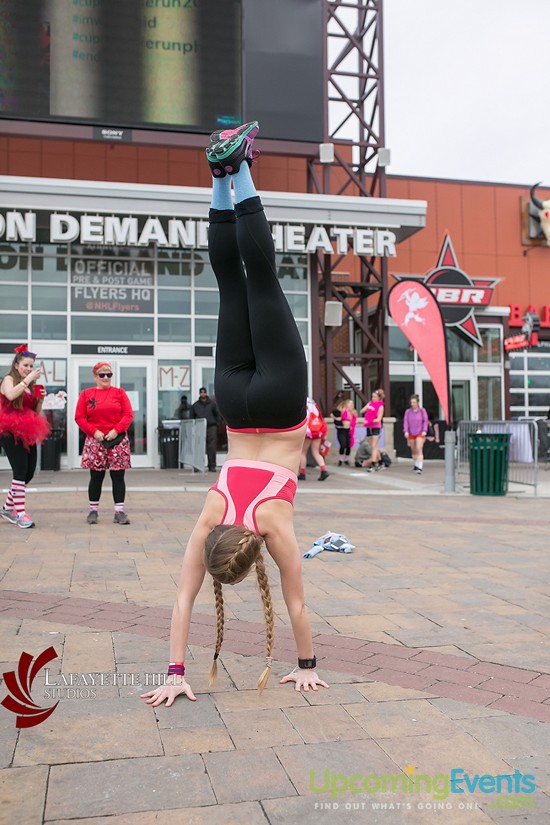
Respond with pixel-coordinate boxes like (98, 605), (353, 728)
(468, 432), (511, 496)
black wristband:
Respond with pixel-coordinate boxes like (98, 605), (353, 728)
(298, 656), (316, 669)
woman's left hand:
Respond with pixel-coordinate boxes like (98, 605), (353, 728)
(280, 667), (329, 692)
(104, 429), (118, 441)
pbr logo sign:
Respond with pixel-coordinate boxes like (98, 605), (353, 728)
(396, 234), (499, 346)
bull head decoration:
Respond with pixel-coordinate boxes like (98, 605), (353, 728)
(530, 182), (550, 245)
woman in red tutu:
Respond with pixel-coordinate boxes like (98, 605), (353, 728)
(0, 345), (49, 529)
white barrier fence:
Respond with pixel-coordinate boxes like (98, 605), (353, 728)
(457, 420), (539, 495)
(179, 419), (207, 472)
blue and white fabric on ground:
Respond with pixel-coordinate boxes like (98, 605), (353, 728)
(303, 531), (355, 558)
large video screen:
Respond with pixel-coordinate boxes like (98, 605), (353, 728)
(0, 0), (242, 133)
(0, 0), (324, 142)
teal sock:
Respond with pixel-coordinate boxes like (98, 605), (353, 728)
(232, 162), (258, 204)
(211, 175), (233, 211)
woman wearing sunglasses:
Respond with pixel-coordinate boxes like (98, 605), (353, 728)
(0, 344), (49, 528)
(74, 362), (134, 525)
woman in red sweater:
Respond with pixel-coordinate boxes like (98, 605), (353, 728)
(74, 362), (134, 525)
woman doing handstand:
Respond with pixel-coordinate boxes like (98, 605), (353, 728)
(142, 122), (328, 706)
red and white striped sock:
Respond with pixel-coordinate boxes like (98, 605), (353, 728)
(89, 501), (99, 513)
(5, 489), (14, 510)
(11, 480), (26, 516)
(114, 502), (125, 514)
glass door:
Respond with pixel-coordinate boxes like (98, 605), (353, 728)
(451, 379), (471, 425)
(69, 359), (154, 468)
(119, 362), (152, 467)
(193, 359), (227, 455)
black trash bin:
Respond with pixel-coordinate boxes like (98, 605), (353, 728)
(158, 426), (180, 469)
(41, 428), (64, 471)
(468, 432), (511, 496)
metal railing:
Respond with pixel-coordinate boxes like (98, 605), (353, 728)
(457, 420), (539, 495)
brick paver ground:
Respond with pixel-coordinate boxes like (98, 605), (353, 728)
(1, 463), (549, 824)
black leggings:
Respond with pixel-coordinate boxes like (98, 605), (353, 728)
(89, 469), (126, 504)
(209, 197), (307, 429)
(337, 428), (351, 456)
(0, 436), (37, 483)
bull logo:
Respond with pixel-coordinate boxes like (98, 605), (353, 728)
(395, 234), (499, 346)
(530, 182), (550, 245)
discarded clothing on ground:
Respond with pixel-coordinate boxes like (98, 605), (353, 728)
(303, 531), (355, 559)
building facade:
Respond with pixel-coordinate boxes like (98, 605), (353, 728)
(1, 135), (549, 468)
(0, 171), (425, 468)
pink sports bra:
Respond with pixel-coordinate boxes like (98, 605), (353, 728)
(210, 459), (297, 533)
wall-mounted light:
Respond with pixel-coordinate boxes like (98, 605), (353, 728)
(377, 148), (391, 167)
(324, 301), (343, 326)
(319, 143), (335, 164)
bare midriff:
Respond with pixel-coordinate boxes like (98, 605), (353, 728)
(225, 422), (307, 474)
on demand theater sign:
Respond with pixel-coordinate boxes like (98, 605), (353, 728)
(0, 210), (398, 257)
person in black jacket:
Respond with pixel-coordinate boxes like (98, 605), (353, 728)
(174, 395), (191, 420)
(192, 387), (220, 471)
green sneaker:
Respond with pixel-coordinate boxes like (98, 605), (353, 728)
(206, 121), (259, 176)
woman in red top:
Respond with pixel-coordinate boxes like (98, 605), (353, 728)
(74, 363), (134, 525)
(0, 345), (49, 528)
(141, 122), (328, 708)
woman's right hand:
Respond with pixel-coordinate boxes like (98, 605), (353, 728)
(141, 678), (197, 707)
(93, 430), (104, 441)
(26, 368), (42, 385)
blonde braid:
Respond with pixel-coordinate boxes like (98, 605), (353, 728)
(209, 579), (225, 685)
(255, 552), (275, 693)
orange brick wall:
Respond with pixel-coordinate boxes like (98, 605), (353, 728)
(1, 135), (548, 318)
(0, 135), (309, 194)
(386, 176), (550, 319)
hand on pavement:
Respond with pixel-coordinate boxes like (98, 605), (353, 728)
(280, 667), (329, 693)
(140, 678), (196, 706)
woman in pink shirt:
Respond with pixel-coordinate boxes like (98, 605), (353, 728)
(404, 394), (429, 474)
(360, 389), (385, 471)
(339, 399), (358, 466)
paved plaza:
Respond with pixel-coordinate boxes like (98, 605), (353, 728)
(0, 461), (549, 824)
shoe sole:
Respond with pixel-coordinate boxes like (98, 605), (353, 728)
(206, 121), (259, 162)
(16, 521), (35, 529)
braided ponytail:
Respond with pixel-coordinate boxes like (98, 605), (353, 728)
(204, 524), (263, 685)
(209, 579), (225, 685)
(255, 552), (275, 693)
